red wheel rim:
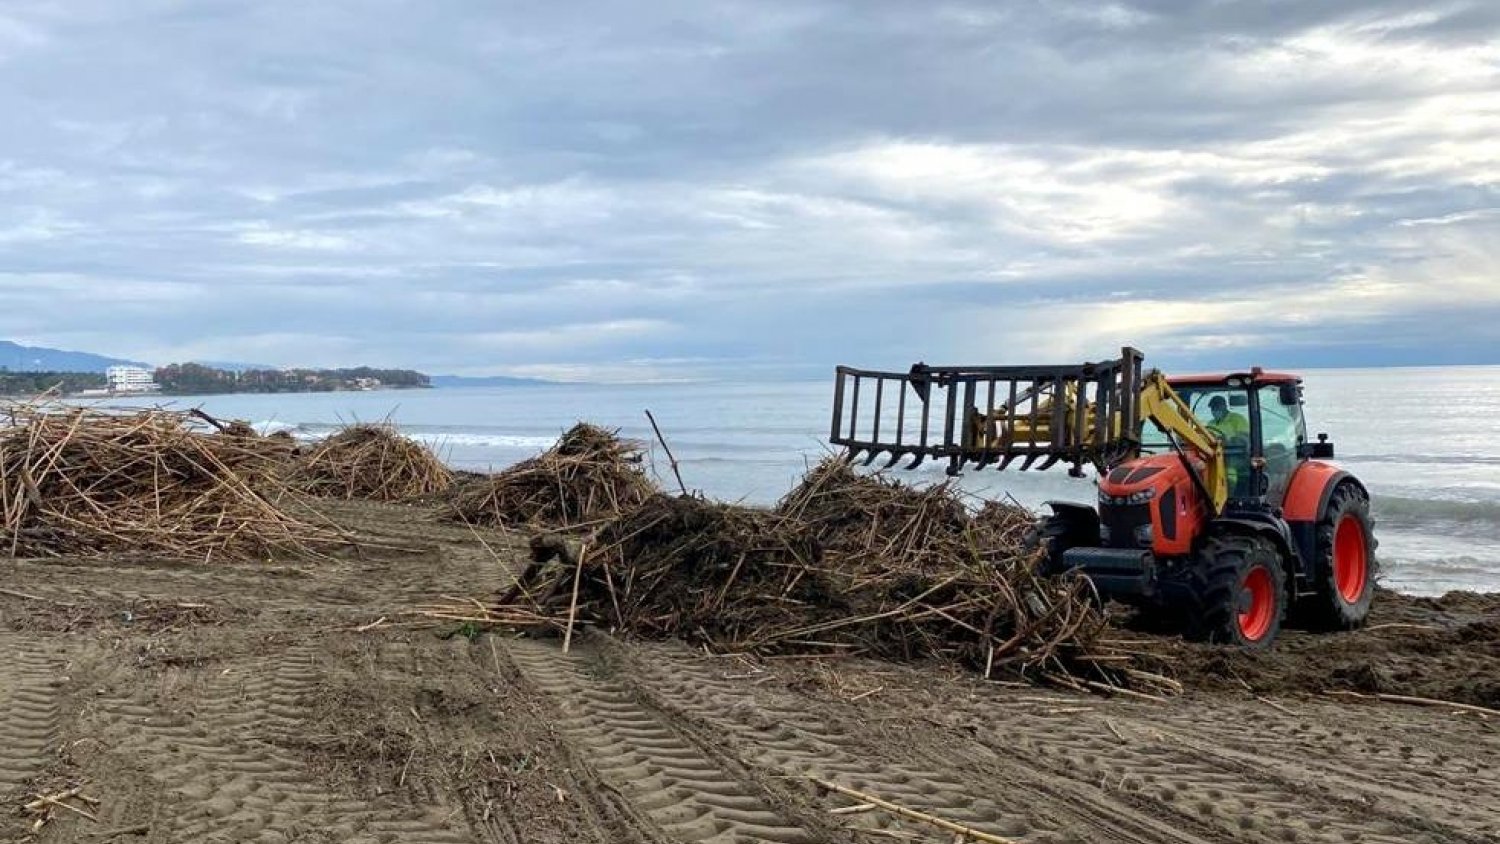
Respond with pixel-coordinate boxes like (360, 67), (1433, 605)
(1334, 516), (1368, 603)
(1238, 566), (1275, 641)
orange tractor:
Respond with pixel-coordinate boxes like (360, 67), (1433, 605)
(829, 348), (1376, 647)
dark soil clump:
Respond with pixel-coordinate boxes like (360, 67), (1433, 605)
(1165, 588), (1500, 707)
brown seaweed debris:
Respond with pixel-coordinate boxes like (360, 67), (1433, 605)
(294, 423), (453, 501)
(0, 402), (338, 561)
(440, 423), (656, 530)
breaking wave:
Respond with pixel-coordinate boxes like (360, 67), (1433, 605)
(406, 432), (561, 449)
(1373, 495), (1500, 528)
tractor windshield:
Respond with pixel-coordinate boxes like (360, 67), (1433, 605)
(1141, 386), (1252, 453)
(1142, 385), (1253, 496)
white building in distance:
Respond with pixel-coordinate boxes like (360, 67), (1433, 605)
(106, 366), (159, 393)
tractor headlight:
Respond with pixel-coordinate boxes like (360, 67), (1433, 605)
(1101, 488), (1157, 506)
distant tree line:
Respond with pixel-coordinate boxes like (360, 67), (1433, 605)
(155, 364), (430, 395)
(0, 370), (106, 396)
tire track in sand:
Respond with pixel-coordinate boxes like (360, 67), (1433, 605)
(7, 558), (318, 610)
(615, 645), (1209, 844)
(0, 634), (63, 789)
(1159, 698), (1500, 826)
(94, 695), (474, 844)
(945, 696), (1488, 844)
(91, 638), (474, 844)
(505, 639), (819, 844)
(190, 644), (323, 742)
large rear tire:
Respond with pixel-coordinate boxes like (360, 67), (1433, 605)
(1298, 483), (1377, 629)
(1188, 533), (1285, 648)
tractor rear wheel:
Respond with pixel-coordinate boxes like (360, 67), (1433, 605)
(1298, 483), (1377, 629)
(1188, 533), (1285, 648)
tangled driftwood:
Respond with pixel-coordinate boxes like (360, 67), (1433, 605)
(193, 412), (299, 462)
(294, 423), (452, 501)
(441, 423), (654, 530)
(419, 456), (1171, 693)
(0, 403), (337, 561)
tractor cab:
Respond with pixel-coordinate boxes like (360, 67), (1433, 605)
(1145, 368), (1330, 509)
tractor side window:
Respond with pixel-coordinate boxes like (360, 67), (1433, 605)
(1258, 385), (1303, 505)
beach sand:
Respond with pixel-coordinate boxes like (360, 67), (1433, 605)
(2, 498), (1497, 843)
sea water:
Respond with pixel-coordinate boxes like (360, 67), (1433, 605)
(120, 366), (1500, 596)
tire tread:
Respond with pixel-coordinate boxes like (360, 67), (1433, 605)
(1186, 532), (1285, 648)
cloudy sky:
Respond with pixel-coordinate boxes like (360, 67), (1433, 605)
(0, 1), (1496, 380)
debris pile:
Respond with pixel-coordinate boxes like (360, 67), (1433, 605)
(223, 425), (300, 462)
(776, 458), (982, 570)
(421, 456), (1170, 693)
(190, 410), (299, 462)
(294, 423), (452, 501)
(503, 494), (823, 640)
(0, 404), (335, 561)
(441, 423), (655, 530)
(217, 418), (260, 438)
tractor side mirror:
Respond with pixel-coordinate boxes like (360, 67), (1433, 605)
(1306, 432), (1334, 459)
(1278, 383), (1299, 406)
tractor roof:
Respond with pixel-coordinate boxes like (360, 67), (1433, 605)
(1166, 367), (1301, 387)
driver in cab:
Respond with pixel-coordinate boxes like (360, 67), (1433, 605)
(1207, 395), (1249, 443)
(1207, 395), (1250, 495)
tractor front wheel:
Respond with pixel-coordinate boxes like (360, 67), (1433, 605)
(1189, 533), (1286, 648)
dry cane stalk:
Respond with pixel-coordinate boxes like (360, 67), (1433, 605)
(561, 543), (589, 654)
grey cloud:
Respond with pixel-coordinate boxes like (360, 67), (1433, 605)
(0, 0), (1495, 379)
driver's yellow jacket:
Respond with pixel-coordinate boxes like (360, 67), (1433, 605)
(1208, 411), (1249, 442)
(1208, 411), (1250, 491)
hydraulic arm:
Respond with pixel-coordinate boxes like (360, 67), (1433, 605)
(1135, 369), (1228, 514)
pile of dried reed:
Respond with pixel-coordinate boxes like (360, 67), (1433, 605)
(419, 458), (1172, 694)
(0, 403), (336, 561)
(294, 423), (452, 501)
(190, 410), (299, 462)
(776, 459), (975, 570)
(440, 423), (655, 530)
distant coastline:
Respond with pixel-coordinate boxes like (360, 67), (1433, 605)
(0, 340), (562, 396)
(0, 364), (560, 400)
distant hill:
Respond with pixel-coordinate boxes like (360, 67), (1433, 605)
(429, 374), (557, 388)
(0, 341), (147, 373)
